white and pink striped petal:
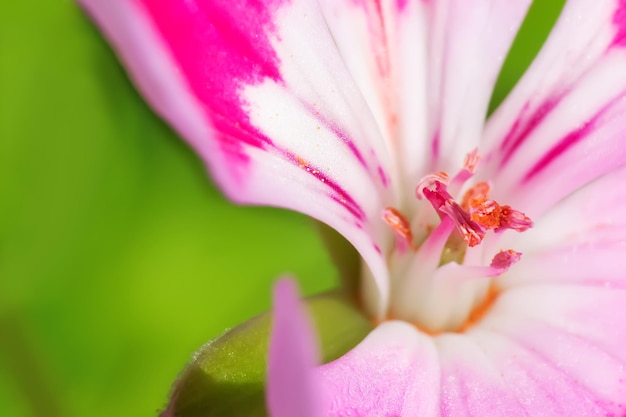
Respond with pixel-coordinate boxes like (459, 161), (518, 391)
(79, 0), (397, 312)
(318, 0), (533, 190)
(483, 0), (626, 217)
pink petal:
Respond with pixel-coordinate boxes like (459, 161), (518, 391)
(483, 0), (626, 216)
(500, 164), (626, 288)
(312, 299), (626, 416)
(472, 284), (626, 415)
(436, 334), (530, 416)
(78, 0), (393, 315)
(267, 279), (324, 417)
(317, 321), (440, 417)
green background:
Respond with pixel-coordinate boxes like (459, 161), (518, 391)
(1, 1), (563, 416)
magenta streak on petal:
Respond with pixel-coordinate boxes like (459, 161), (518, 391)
(299, 100), (369, 170)
(498, 101), (528, 150)
(397, 0), (408, 11)
(523, 120), (594, 181)
(431, 130), (440, 162)
(294, 102), (387, 187)
(498, 98), (560, 168)
(305, 109), (389, 188)
(523, 90), (626, 182)
(351, 0), (391, 79)
(371, 0), (391, 79)
(275, 146), (367, 221)
(140, 0), (367, 221)
(613, 0), (626, 47)
(139, 0), (285, 165)
(377, 165), (389, 187)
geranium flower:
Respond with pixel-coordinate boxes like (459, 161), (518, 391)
(79, 0), (626, 415)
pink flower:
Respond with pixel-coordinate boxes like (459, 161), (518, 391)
(80, 0), (626, 415)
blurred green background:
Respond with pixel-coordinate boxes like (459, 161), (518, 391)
(1, 1), (563, 416)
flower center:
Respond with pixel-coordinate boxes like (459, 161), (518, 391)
(377, 150), (532, 333)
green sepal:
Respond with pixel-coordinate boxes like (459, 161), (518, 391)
(167, 290), (372, 417)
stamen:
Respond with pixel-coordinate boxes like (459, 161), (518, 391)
(401, 217), (455, 294)
(419, 180), (485, 247)
(462, 182), (533, 233)
(415, 171), (449, 200)
(439, 201), (485, 247)
(497, 206), (533, 232)
(448, 148), (480, 195)
(462, 181), (491, 210)
(470, 199), (502, 229)
(419, 180), (452, 212)
(463, 148), (480, 173)
(390, 150), (532, 333)
(417, 217), (455, 260)
(382, 207), (416, 252)
(490, 249), (522, 269)
(431, 250), (521, 283)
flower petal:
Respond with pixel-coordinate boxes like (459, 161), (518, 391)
(483, 0), (626, 216)
(473, 284), (626, 414)
(500, 164), (626, 288)
(423, 0), (533, 173)
(436, 334), (530, 416)
(267, 279), (324, 417)
(317, 0), (430, 186)
(316, 321), (440, 417)
(318, 0), (533, 184)
(78, 0), (394, 314)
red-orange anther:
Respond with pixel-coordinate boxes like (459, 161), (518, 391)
(382, 207), (414, 249)
(462, 181), (491, 209)
(463, 148), (481, 173)
(461, 181), (533, 233)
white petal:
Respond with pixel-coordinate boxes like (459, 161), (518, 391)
(318, 0), (533, 188)
(425, 0), (533, 174)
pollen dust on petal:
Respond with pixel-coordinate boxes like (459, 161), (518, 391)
(295, 155), (307, 168)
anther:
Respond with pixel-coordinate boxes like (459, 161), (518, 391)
(415, 172), (449, 199)
(463, 148), (480, 173)
(462, 181), (533, 233)
(382, 207), (416, 252)
(490, 249), (522, 270)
